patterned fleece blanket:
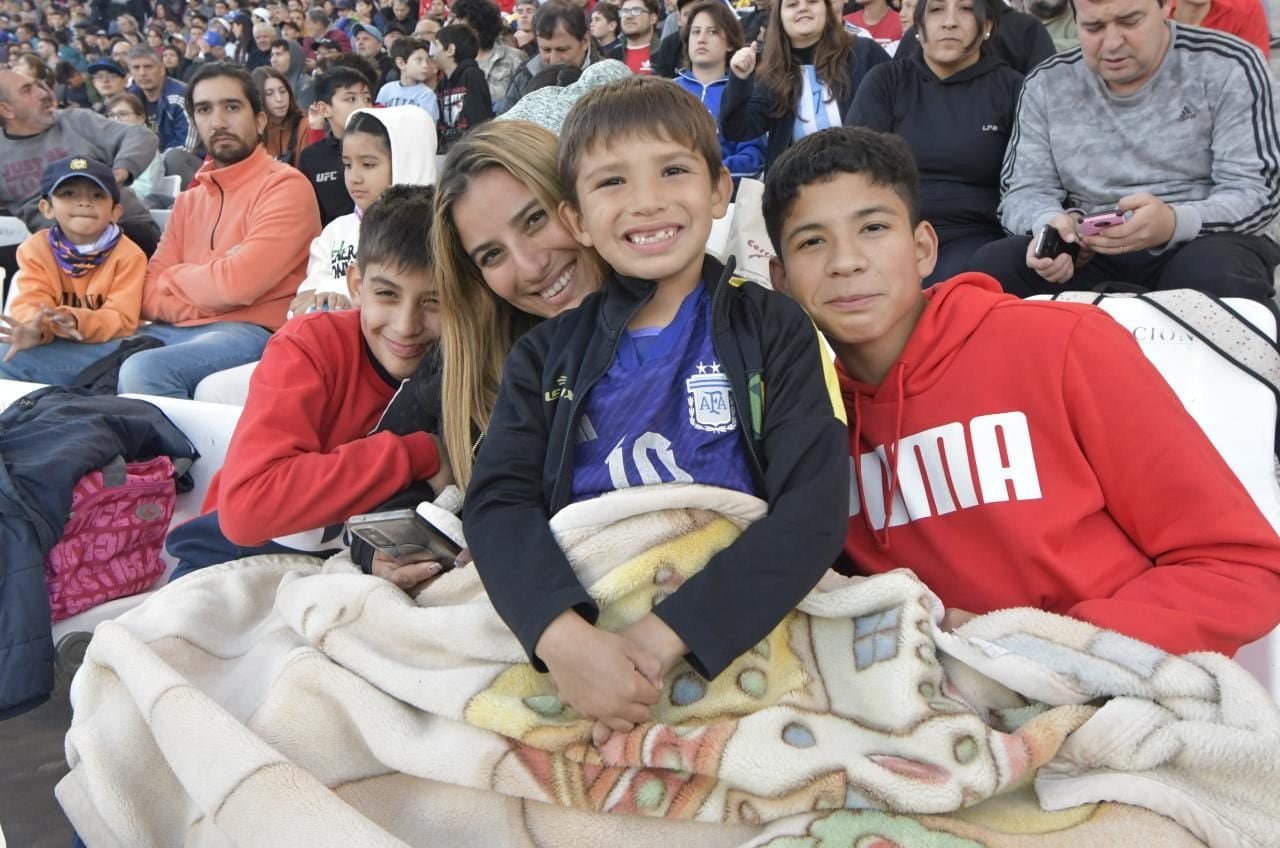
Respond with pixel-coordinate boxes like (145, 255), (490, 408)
(56, 485), (1280, 847)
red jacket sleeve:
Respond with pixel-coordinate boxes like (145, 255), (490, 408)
(1062, 311), (1280, 655)
(215, 326), (440, 546)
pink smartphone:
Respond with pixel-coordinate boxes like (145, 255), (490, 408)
(1080, 209), (1130, 237)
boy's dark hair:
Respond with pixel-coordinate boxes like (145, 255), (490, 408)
(680, 0), (743, 66)
(314, 64), (372, 103)
(437, 23), (479, 63)
(54, 59), (82, 85)
(357, 184), (437, 275)
(534, 1), (587, 41)
(591, 2), (620, 35)
(558, 76), (722, 208)
(322, 52), (381, 92)
(528, 62), (581, 92)
(270, 37), (291, 51)
(389, 35), (428, 64)
(762, 127), (921, 256)
(345, 109), (391, 154)
(450, 0), (503, 50)
(185, 63), (263, 117)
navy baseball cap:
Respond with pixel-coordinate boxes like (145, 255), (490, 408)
(41, 156), (121, 205)
(87, 60), (127, 77)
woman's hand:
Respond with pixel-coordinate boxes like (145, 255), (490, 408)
(371, 550), (449, 594)
(730, 42), (758, 80)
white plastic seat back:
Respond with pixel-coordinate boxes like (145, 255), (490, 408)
(154, 174), (181, 199)
(0, 216), (30, 248)
(1032, 294), (1280, 698)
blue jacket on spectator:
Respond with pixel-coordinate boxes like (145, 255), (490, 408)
(128, 76), (196, 152)
(675, 70), (767, 183)
(0, 387), (197, 718)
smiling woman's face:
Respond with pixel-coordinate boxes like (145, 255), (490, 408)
(451, 167), (600, 319)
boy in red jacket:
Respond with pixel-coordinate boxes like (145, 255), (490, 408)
(165, 185), (451, 584)
(765, 126), (1280, 657)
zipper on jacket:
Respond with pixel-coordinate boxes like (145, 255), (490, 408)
(548, 299), (649, 511)
(708, 272), (765, 485)
(209, 174), (225, 251)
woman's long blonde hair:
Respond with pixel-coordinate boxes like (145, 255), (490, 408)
(434, 120), (604, 489)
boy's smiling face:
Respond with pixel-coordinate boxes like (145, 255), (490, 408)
(350, 261), (442, 380)
(39, 177), (121, 243)
(561, 132), (730, 290)
(769, 171), (935, 383)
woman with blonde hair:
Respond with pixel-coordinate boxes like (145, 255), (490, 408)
(354, 119), (606, 581)
(434, 119), (607, 488)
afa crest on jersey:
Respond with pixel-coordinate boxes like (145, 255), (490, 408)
(686, 361), (735, 433)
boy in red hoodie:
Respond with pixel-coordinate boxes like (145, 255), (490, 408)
(765, 126), (1280, 657)
(165, 185), (451, 585)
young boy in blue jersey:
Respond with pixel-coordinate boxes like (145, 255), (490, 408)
(464, 76), (849, 744)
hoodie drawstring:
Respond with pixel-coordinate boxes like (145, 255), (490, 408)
(852, 362), (908, 552)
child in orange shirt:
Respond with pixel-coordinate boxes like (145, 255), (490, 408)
(0, 155), (146, 375)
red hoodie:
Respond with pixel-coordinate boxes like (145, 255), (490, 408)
(204, 309), (440, 546)
(840, 275), (1280, 656)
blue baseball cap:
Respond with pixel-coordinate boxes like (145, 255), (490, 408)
(41, 156), (120, 205)
(204, 30), (226, 47)
(87, 60), (126, 77)
(352, 22), (383, 43)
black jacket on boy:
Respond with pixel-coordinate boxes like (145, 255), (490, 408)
(463, 256), (849, 681)
(720, 37), (892, 170)
(297, 133), (355, 227)
(437, 58), (495, 154)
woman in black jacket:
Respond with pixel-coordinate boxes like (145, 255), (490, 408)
(893, 0), (1055, 74)
(720, 0), (890, 170)
(848, 0), (1022, 285)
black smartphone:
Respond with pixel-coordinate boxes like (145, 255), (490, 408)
(1033, 225), (1080, 261)
(347, 509), (462, 564)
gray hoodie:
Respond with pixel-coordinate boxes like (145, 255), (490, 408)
(283, 39), (315, 110)
(0, 108), (158, 234)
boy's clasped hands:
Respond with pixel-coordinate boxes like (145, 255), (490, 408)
(536, 610), (688, 747)
(0, 306), (81, 361)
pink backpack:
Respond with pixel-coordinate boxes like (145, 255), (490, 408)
(44, 455), (178, 622)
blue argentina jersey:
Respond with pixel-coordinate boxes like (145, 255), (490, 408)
(570, 283), (756, 503)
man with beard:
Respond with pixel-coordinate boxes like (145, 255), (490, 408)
(1026, 0), (1078, 51)
(129, 65), (322, 399)
(0, 69), (158, 290)
(125, 63), (320, 397)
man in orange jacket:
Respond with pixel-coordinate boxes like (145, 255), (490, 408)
(0, 64), (321, 398)
(120, 62), (322, 397)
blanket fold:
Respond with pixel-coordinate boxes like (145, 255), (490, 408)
(57, 485), (1279, 847)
